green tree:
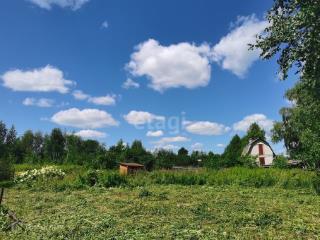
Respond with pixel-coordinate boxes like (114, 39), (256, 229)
(222, 135), (243, 167)
(126, 140), (155, 170)
(177, 147), (189, 166)
(241, 123), (266, 149)
(33, 131), (44, 162)
(0, 121), (14, 205)
(155, 149), (176, 169)
(65, 134), (83, 164)
(204, 151), (223, 169)
(252, 0), (320, 168)
(47, 128), (66, 164)
(246, 123), (266, 141)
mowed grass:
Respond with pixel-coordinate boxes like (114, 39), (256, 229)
(2, 183), (320, 239)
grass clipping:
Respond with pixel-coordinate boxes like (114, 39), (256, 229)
(0, 205), (24, 231)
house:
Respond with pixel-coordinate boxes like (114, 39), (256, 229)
(119, 163), (144, 175)
(242, 139), (276, 167)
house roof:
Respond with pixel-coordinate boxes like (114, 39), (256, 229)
(242, 138), (276, 156)
(120, 162), (144, 167)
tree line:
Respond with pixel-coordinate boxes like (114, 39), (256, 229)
(0, 120), (267, 171)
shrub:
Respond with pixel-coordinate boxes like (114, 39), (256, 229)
(78, 170), (99, 187)
(273, 155), (288, 169)
(239, 155), (258, 168)
(100, 172), (127, 188)
(15, 166), (65, 184)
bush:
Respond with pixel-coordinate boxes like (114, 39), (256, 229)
(15, 166), (65, 184)
(100, 172), (127, 188)
(0, 158), (14, 188)
(239, 155), (258, 168)
(273, 155), (288, 169)
(78, 170), (99, 187)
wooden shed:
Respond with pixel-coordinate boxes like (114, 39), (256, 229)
(119, 163), (144, 175)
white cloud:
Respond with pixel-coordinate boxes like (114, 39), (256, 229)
(127, 39), (211, 92)
(155, 136), (190, 145)
(72, 90), (89, 100)
(191, 142), (203, 151)
(122, 78), (140, 89)
(101, 20), (109, 29)
(23, 97), (54, 107)
(217, 143), (225, 148)
(74, 129), (106, 139)
(27, 0), (90, 10)
(1, 65), (73, 93)
(158, 144), (179, 151)
(124, 110), (165, 126)
(233, 114), (274, 132)
(211, 15), (268, 77)
(51, 108), (119, 129)
(88, 95), (116, 106)
(146, 130), (164, 137)
(185, 121), (230, 136)
(72, 90), (116, 106)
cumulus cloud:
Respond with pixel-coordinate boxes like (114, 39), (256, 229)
(127, 39), (211, 92)
(233, 114), (274, 132)
(211, 15), (268, 77)
(185, 121), (230, 136)
(72, 90), (89, 100)
(1, 65), (73, 93)
(74, 129), (106, 139)
(51, 108), (119, 129)
(124, 110), (165, 126)
(88, 95), (116, 106)
(23, 97), (54, 107)
(27, 0), (90, 10)
(122, 78), (140, 89)
(72, 90), (116, 106)
(191, 142), (203, 151)
(146, 130), (164, 137)
(157, 144), (179, 151)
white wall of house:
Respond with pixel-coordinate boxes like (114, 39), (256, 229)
(249, 142), (274, 166)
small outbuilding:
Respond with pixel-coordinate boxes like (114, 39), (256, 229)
(242, 139), (276, 167)
(119, 163), (145, 175)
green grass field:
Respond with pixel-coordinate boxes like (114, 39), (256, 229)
(1, 166), (320, 239)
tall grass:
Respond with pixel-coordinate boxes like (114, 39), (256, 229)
(13, 165), (318, 193)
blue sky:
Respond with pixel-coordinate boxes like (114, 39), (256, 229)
(0, 0), (296, 153)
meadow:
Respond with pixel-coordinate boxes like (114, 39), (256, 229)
(1, 165), (320, 239)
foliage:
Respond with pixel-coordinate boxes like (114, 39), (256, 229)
(15, 166), (65, 184)
(273, 155), (288, 169)
(0, 121), (15, 189)
(238, 155), (258, 168)
(252, 0), (320, 168)
(221, 135), (243, 167)
(154, 149), (176, 169)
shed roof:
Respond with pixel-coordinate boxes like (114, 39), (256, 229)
(120, 162), (144, 167)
